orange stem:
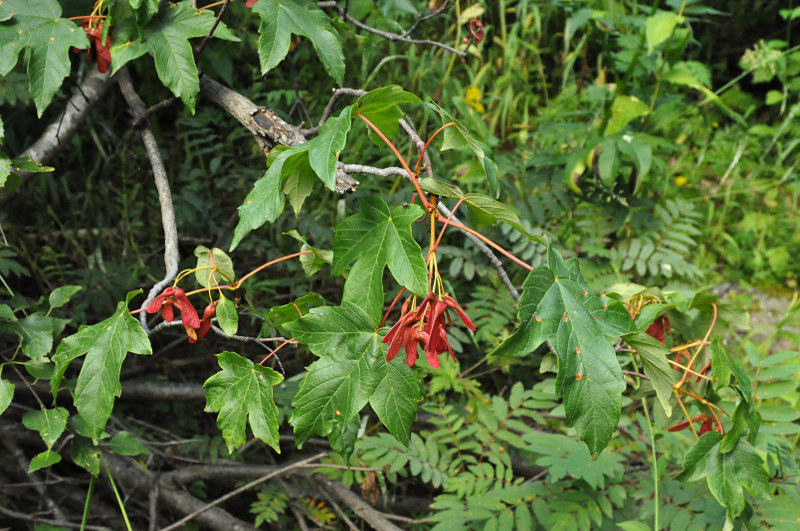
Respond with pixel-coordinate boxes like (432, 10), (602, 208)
(428, 197), (465, 258)
(259, 338), (296, 365)
(677, 303), (717, 389)
(414, 121), (456, 175)
(379, 287), (407, 328)
(235, 250), (313, 287)
(354, 114), (430, 209)
(198, 0), (226, 10)
(443, 219), (533, 271)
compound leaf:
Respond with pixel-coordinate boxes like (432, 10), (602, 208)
(285, 301), (418, 458)
(624, 331), (675, 416)
(0, 377), (13, 416)
(705, 439), (770, 518)
(111, 1), (239, 113)
(28, 449), (61, 473)
(22, 407), (68, 448)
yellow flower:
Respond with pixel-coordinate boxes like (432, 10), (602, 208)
(674, 175), (687, 186)
(465, 86), (485, 113)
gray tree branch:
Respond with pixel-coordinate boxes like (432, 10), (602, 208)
(116, 68), (180, 333)
(317, 1), (465, 57)
(103, 453), (256, 531)
(198, 75), (359, 193)
(18, 66), (114, 171)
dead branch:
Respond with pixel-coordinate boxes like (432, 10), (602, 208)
(314, 474), (403, 531)
(160, 452), (327, 531)
(198, 75), (358, 193)
(103, 453), (256, 531)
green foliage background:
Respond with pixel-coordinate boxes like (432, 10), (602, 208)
(1, 0), (800, 529)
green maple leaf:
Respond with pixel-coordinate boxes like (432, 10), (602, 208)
(332, 196), (428, 322)
(494, 247), (635, 456)
(623, 331), (675, 417)
(110, 1), (239, 113)
(352, 85), (422, 143)
(705, 439), (770, 518)
(203, 351), (283, 453)
(285, 301), (419, 458)
(22, 407), (68, 448)
(252, 0), (344, 84)
(51, 291), (152, 442)
(231, 109), (351, 249)
(0, 0), (89, 116)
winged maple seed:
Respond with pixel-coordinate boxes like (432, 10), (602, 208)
(76, 21), (112, 73)
(189, 302), (218, 344)
(383, 292), (475, 369)
(145, 287), (202, 340)
(668, 413), (721, 435)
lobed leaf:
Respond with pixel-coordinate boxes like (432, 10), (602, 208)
(0, 0), (89, 116)
(494, 247), (634, 456)
(252, 0), (344, 84)
(203, 351), (284, 453)
(51, 291), (152, 442)
(333, 197), (428, 322)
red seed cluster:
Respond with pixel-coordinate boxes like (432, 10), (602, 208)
(383, 292), (475, 369)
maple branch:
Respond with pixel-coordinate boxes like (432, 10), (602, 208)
(317, 1), (465, 57)
(16, 66), (113, 174)
(195, 0), (231, 57)
(303, 87), (366, 135)
(198, 75), (359, 193)
(397, 119), (523, 301)
(117, 68), (179, 335)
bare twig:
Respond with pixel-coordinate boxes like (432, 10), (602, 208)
(0, 505), (113, 531)
(399, 118), (434, 178)
(316, 485), (360, 531)
(160, 452), (328, 531)
(131, 97), (177, 129)
(117, 68), (180, 334)
(303, 87), (366, 135)
(318, 1), (465, 57)
(340, 164), (408, 178)
(147, 473), (160, 531)
(120, 381), (206, 402)
(402, 1), (451, 37)
(195, 0), (231, 56)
